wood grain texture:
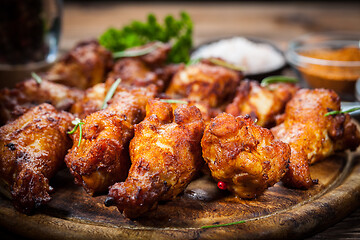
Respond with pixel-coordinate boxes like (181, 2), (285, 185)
(0, 151), (359, 239)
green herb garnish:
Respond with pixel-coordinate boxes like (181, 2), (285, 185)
(67, 118), (85, 147)
(31, 72), (43, 84)
(102, 78), (122, 109)
(160, 99), (188, 104)
(186, 57), (201, 66)
(324, 107), (360, 117)
(113, 42), (163, 59)
(99, 12), (193, 63)
(208, 58), (245, 72)
(261, 76), (298, 87)
(201, 220), (246, 229)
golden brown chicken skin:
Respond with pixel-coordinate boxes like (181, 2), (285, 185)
(201, 113), (290, 199)
(47, 40), (113, 89)
(271, 89), (360, 189)
(105, 42), (175, 93)
(0, 78), (83, 125)
(0, 103), (73, 213)
(106, 100), (205, 218)
(70, 83), (106, 119)
(226, 80), (299, 128)
(166, 62), (241, 108)
(106, 58), (163, 91)
(160, 98), (221, 124)
(65, 87), (155, 195)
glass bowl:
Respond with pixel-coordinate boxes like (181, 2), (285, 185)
(286, 32), (360, 100)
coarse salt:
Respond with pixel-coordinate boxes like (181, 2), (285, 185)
(191, 37), (285, 75)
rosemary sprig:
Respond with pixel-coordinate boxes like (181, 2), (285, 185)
(31, 72), (43, 84)
(201, 220), (246, 229)
(160, 99), (188, 104)
(186, 58), (201, 66)
(261, 76), (298, 87)
(208, 57), (245, 71)
(324, 107), (360, 117)
(67, 118), (85, 147)
(112, 42), (163, 59)
(102, 78), (122, 109)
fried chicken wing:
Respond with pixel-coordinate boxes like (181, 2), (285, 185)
(105, 42), (174, 93)
(106, 58), (163, 91)
(0, 103), (73, 213)
(70, 83), (107, 119)
(271, 89), (360, 189)
(0, 78), (83, 125)
(165, 62), (241, 108)
(201, 113), (290, 199)
(226, 80), (299, 127)
(47, 40), (113, 89)
(136, 42), (171, 68)
(65, 87), (155, 195)
(160, 98), (221, 123)
(106, 100), (205, 218)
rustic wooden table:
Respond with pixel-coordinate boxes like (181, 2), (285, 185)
(1, 1), (360, 239)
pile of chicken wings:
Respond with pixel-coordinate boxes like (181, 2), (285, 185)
(0, 40), (359, 218)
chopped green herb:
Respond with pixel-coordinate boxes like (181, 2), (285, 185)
(102, 78), (122, 109)
(261, 76), (298, 87)
(113, 42), (163, 59)
(67, 118), (85, 147)
(324, 107), (360, 117)
(201, 220), (246, 229)
(208, 58), (245, 71)
(160, 99), (188, 104)
(31, 72), (42, 84)
(99, 12), (193, 63)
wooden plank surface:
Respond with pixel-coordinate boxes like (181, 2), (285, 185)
(0, 151), (360, 239)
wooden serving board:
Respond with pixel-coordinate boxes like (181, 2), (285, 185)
(1, 150), (360, 240)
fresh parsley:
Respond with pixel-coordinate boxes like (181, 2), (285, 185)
(99, 12), (193, 63)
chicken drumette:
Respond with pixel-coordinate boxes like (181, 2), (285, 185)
(0, 77), (83, 125)
(46, 40), (113, 89)
(106, 43), (180, 93)
(166, 61), (241, 108)
(226, 80), (299, 127)
(106, 100), (205, 218)
(0, 103), (73, 213)
(64, 87), (155, 195)
(271, 89), (360, 189)
(201, 113), (290, 199)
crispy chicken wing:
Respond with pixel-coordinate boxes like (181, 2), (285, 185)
(0, 78), (83, 125)
(106, 100), (205, 218)
(47, 40), (113, 89)
(226, 80), (299, 127)
(0, 103), (73, 213)
(106, 58), (163, 91)
(70, 83), (107, 119)
(105, 42), (174, 93)
(201, 113), (290, 199)
(166, 62), (241, 108)
(271, 89), (360, 189)
(65, 87), (155, 195)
